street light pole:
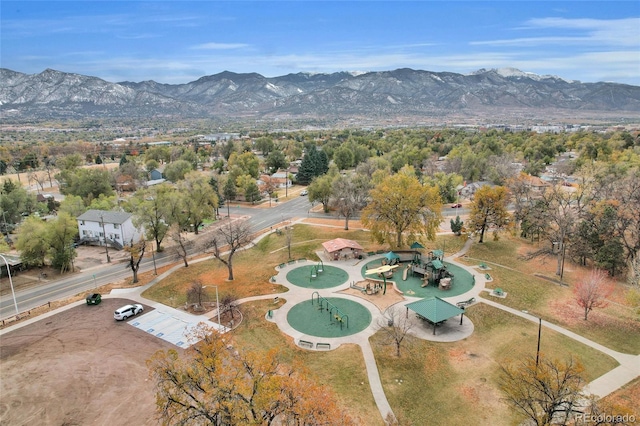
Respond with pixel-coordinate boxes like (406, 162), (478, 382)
(151, 241), (158, 275)
(560, 240), (566, 282)
(212, 285), (221, 329)
(100, 214), (111, 263)
(0, 253), (19, 316)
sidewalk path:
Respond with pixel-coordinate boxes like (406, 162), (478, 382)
(4, 222), (635, 423)
(456, 236), (640, 400)
(480, 298), (640, 398)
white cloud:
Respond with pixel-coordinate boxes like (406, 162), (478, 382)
(477, 17), (640, 48)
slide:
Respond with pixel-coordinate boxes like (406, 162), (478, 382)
(402, 265), (409, 281)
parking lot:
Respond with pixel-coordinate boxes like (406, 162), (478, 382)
(0, 298), (174, 425)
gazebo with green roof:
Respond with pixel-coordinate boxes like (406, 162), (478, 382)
(405, 297), (465, 335)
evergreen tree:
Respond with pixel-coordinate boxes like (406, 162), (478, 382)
(296, 149), (317, 185)
(244, 181), (261, 204)
(209, 177), (224, 211)
(450, 216), (464, 235)
(223, 176), (237, 203)
(315, 149), (329, 176)
(297, 147), (329, 184)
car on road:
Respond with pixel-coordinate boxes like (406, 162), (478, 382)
(85, 293), (102, 305)
(114, 304), (144, 321)
(451, 203), (462, 208)
(300, 190), (308, 196)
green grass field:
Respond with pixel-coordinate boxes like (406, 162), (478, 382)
(142, 225), (633, 424)
(460, 236), (640, 354)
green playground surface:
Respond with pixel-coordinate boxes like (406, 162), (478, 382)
(287, 297), (372, 338)
(360, 259), (474, 298)
(286, 264), (349, 289)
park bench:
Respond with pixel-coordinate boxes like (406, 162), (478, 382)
(456, 297), (476, 308)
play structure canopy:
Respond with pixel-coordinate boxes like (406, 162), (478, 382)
(431, 249), (444, 259)
(384, 251), (400, 261)
(430, 259), (444, 270)
(406, 297), (464, 324)
(410, 242), (425, 249)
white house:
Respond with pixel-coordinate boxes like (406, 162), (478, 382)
(77, 210), (143, 250)
(270, 171), (292, 188)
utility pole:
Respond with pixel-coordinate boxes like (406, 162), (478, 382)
(100, 214), (111, 263)
(536, 317), (542, 368)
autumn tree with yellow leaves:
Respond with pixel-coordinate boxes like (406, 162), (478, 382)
(148, 325), (355, 425)
(500, 355), (585, 426)
(362, 166), (442, 248)
(468, 185), (510, 243)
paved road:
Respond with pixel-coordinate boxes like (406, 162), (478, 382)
(0, 196), (314, 319)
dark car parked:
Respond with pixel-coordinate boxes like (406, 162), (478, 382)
(86, 293), (102, 305)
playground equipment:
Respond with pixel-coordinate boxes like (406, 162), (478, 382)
(365, 264), (398, 294)
(309, 261), (325, 281)
(411, 258), (454, 289)
(311, 292), (349, 329)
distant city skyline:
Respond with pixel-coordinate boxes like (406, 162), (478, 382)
(2, 1), (639, 86)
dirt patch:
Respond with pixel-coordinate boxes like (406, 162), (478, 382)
(301, 217), (365, 229)
(0, 298), (174, 425)
(339, 286), (405, 312)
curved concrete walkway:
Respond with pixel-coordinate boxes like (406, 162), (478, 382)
(452, 237), (640, 400)
(215, 242), (485, 422)
(112, 234), (640, 417)
(6, 225), (634, 423)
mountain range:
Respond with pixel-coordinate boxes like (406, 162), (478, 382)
(1, 67), (639, 123)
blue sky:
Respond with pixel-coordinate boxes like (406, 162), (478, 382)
(2, 1), (639, 85)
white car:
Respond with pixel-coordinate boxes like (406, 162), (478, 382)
(114, 304), (144, 321)
(300, 190), (308, 196)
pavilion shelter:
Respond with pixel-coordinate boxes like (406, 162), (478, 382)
(405, 297), (465, 335)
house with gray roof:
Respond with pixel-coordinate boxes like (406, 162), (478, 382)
(77, 210), (142, 250)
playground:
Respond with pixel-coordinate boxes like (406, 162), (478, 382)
(287, 294), (372, 338)
(270, 250), (479, 346)
(285, 263), (349, 289)
(360, 258), (475, 298)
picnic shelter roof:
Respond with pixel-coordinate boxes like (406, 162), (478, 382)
(321, 238), (363, 254)
(405, 297), (464, 324)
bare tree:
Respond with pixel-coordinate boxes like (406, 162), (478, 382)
(204, 220), (253, 280)
(500, 355), (585, 426)
(284, 224), (294, 260)
(574, 269), (614, 320)
(220, 294), (238, 320)
(377, 306), (414, 357)
(126, 238), (146, 284)
(541, 184), (587, 277)
(611, 170), (640, 264)
(330, 174), (370, 230)
(28, 170), (47, 192)
(169, 224), (191, 267)
(186, 279), (208, 308)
